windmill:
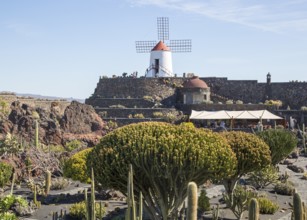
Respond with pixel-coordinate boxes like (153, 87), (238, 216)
(136, 17), (192, 77)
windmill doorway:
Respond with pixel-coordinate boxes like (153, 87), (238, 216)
(154, 59), (159, 77)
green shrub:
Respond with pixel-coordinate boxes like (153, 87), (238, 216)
(198, 189), (210, 213)
(51, 177), (70, 190)
(0, 212), (17, 220)
(257, 197), (279, 214)
(48, 145), (66, 153)
(301, 106), (307, 111)
(180, 122), (195, 128)
(109, 104), (126, 109)
(69, 201), (106, 219)
(274, 182), (295, 195)
(152, 112), (164, 118)
(0, 162), (13, 188)
(69, 201), (86, 219)
(257, 129), (297, 165)
(63, 148), (92, 183)
(143, 96), (153, 102)
(223, 185), (258, 219)
(133, 113), (145, 119)
(88, 122), (237, 219)
(65, 140), (82, 152)
(248, 165), (279, 189)
(0, 194), (28, 212)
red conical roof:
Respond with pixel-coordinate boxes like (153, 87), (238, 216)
(152, 41), (170, 51)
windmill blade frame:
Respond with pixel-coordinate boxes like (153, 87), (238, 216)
(157, 17), (169, 41)
(168, 39), (192, 53)
(136, 41), (157, 53)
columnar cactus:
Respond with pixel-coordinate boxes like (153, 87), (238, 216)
(212, 204), (219, 220)
(84, 188), (90, 220)
(10, 172), (15, 195)
(303, 124), (306, 156)
(91, 168), (96, 220)
(45, 170), (51, 195)
(187, 182), (198, 220)
(34, 185), (37, 204)
(293, 192), (303, 220)
(138, 191), (143, 220)
(126, 164), (137, 220)
(35, 120), (39, 148)
(248, 198), (259, 220)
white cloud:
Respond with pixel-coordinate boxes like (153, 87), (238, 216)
(127, 0), (307, 33)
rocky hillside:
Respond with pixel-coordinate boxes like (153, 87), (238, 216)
(0, 100), (106, 147)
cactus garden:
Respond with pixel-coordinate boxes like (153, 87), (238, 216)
(1, 99), (307, 219)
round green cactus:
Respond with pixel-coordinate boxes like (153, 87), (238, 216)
(88, 122), (237, 220)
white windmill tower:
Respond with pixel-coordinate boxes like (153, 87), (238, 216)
(136, 17), (192, 77)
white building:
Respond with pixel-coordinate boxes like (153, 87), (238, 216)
(146, 41), (173, 77)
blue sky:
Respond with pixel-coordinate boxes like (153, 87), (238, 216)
(1, 0), (307, 99)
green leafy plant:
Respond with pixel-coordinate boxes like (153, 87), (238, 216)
(0, 133), (22, 156)
(65, 140), (83, 152)
(63, 148), (92, 183)
(220, 131), (271, 207)
(152, 112), (163, 118)
(133, 113), (145, 119)
(223, 185), (258, 219)
(248, 165), (279, 189)
(69, 201), (106, 220)
(198, 189), (211, 213)
(88, 122), (237, 220)
(0, 162), (13, 188)
(257, 197), (279, 214)
(0, 194), (28, 213)
(0, 212), (18, 220)
(257, 129), (297, 165)
(274, 182), (295, 195)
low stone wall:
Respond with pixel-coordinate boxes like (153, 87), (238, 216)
(95, 107), (177, 118)
(104, 118), (165, 126)
(86, 98), (155, 108)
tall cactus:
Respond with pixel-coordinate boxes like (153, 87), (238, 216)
(34, 185), (37, 204)
(91, 168), (96, 220)
(293, 192), (303, 220)
(10, 172), (15, 195)
(84, 188), (90, 220)
(138, 191), (143, 220)
(212, 204), (219, 220)
(303, 124), (306, 156)
(126, 164), (137, 220)
(35, 119), (39, 148)
(187, 182), (198, 220)
(248, 198), (259, 220)
(45, 170), (51, 196)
